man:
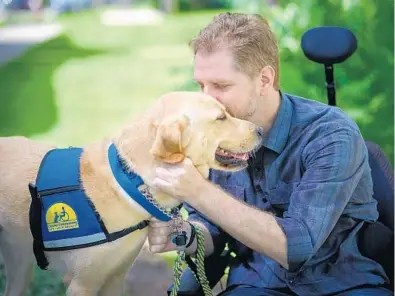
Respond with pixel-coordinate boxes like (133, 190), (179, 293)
(148, 12), (391, 296)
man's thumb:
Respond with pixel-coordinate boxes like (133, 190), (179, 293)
(150, 244), (164, 253)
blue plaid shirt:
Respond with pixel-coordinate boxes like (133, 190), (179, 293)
(186, 92), (389, 295)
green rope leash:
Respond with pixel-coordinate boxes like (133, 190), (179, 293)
(170, 224), (213, 296)
(193, 225), (212, 296)
(170, 250), (185, 296)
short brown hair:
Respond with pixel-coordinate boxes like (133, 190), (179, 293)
(189, 12), (280, 90)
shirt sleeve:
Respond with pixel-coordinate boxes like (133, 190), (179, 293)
(184, 203), (228, 256)
(274, 123), (374, 272)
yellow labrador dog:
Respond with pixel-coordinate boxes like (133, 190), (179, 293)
(0, 91), (262, 296)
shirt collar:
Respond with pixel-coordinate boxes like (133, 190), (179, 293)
(262, 91), (293, 154)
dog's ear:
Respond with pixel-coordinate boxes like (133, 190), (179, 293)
(150, 114), (190, 164)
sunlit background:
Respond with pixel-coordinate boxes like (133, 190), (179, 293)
(0, 0), (393, 295)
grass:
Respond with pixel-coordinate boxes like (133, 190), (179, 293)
(0, 34), (106, 138)
(0, 7), (222, 295)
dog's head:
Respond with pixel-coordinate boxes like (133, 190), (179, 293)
(149, 91), (262, 176)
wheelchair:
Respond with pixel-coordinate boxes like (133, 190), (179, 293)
(168, 26), (394, 295)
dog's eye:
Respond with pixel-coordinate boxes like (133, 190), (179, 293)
(217, 113), (227, 121)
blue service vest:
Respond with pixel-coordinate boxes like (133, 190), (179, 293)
(28, 146), (149, 270)
(36, 147), (108, 249)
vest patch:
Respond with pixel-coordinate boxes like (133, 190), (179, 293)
(46, 202), (79, 232)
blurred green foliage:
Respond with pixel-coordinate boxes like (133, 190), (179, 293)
(271, 0), (394, 164)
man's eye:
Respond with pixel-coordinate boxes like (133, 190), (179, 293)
(196, 82), (204, 90)
(217, 113), (227, 121)
(215, 84), (228, 89)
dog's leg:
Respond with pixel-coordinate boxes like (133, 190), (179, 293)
(0, 231), (34, 296)
(66, 280), (98, 296)
(98, 264), (130, 296)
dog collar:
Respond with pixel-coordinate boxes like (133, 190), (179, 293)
(108, 143), (176, 222)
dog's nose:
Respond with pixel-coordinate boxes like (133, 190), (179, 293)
(256, 127), (264, 139)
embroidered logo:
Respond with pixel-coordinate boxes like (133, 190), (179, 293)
(46, 202), (79, 232)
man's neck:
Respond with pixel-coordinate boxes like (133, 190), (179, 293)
(250, 89), (281, 133)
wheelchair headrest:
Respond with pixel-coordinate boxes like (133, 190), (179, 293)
(301, 26), (357, 65)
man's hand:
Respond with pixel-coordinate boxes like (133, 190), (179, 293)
(148, 218), (194, 253)
(153, 158), (206, 202)
(148, 218), (176, 253)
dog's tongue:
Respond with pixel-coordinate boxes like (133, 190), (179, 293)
(216, 148), (249, 160)
(238, 153), (249, 160)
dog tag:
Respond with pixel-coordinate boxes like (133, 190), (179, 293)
(173, 231), (187, 247)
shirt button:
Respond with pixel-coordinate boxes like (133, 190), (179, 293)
(262, 192), (268, 202)
(288, 276), (299, 285)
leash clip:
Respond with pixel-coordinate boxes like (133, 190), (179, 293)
(170, 212), (187, 251)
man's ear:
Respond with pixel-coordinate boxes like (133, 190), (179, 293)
(259, 65), (275, 96)
(150, 114), (190, 164)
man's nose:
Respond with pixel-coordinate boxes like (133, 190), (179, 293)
(202, 88), (222, 103)
(214, 96), (222, 103)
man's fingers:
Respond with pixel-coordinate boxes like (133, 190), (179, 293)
(149, 243), (168, 253)
(148, 219), (167, 227)
(153, 177), (171, 189)
(155, 167), (172, 179)
(183, 157), (193, 166)
(148, 235), (169, 245)
(148, 226), (170, 236)
(149, 219), (170, 228)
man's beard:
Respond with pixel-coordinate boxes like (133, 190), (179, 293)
(226, 94), (259, 120)
(241, 95), (259, 120)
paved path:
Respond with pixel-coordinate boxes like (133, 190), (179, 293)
(0, 7), (163, 66)
(100, 7), (164, 26)
(0, 22), (62, 65)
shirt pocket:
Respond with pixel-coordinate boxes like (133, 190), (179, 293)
(268, 182), (296, 215)
(220, 184), (246, 202)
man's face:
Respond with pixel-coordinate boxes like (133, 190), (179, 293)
(193, 48), (261, 121)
